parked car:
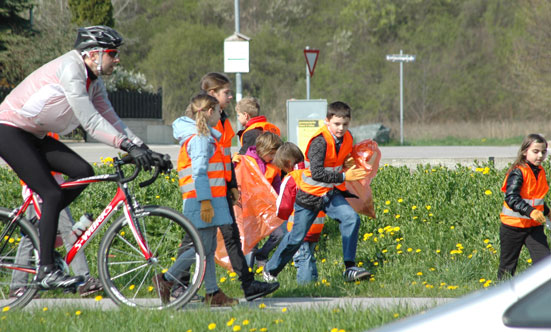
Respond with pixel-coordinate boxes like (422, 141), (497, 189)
(371, 256), (551, 331)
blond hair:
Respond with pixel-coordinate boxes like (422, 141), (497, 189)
(274, 142), (304, 170)
(236, 97), (260, 117)
(186, 93), (219, 136)
(255, 132), (283, 159)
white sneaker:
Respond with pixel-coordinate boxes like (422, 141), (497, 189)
(262, 269), (277, 282)
(343, 266), (372, 282)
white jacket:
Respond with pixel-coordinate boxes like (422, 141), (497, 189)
(0, 50), (141, 148)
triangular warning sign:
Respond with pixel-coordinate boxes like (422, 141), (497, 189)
(304, 49), (319, 77)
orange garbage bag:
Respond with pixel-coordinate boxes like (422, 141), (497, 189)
(345, 139), (381, 218)
(215, 156), (285, 271)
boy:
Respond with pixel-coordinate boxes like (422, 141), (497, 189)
(236, 97), (281, 155)
(263, 101), (372, 282)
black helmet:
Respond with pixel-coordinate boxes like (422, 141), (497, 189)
(74, 25), (123, 52)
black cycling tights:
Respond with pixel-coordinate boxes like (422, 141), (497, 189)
(0, 125), (94, 266)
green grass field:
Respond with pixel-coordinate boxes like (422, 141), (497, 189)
(0, 158), (547, 331)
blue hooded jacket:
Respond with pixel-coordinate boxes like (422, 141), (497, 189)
(172, 116), (232, 229)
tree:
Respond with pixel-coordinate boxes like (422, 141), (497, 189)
(68, 0), (115, 27)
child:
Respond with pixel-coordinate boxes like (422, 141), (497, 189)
(274, 142), (325, 284)
(498, 133), (551, 279)
(173, 73), (279, 302)
(264, 101), (372, 282)
(243, 132), (284, 267)
(236, 97), (281, 155)
(153, 93), (237, 306)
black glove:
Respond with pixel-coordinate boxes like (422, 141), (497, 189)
(121, 140), (153, 171)
(151, 152), (173, 174)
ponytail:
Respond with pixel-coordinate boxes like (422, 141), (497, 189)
(187, 93), (219, 136)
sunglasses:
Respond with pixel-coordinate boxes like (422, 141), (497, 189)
(103, 49), (119, 58)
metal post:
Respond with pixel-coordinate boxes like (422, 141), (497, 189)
(399, 50), (404, 145)
(234, 0), (242, 103)
(306, 46), (310, 100)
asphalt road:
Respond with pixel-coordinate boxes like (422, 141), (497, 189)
(43, 143), (518, 169)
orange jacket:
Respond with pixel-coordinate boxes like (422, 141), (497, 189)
(214, 118), (234, 182)
(500, 164), (549, 228)
(239, 120), (281, 146)
(177, 134), (227, 200)
(244, 155), (281, 185)
(301, 126), (353, 197)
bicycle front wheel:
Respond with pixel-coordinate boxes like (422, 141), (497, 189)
(98, 205), (205, 309)
(0, 207), (39, 310)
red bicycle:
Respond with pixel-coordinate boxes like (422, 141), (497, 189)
(0, 155), (205, 310)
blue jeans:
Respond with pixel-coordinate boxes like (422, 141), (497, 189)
(293, 241), (318, 284)
(266, 191), (360, 276)
(166, 226), (219, 294)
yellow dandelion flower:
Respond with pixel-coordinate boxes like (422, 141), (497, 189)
(43, 307), (48, 312)
(148, 286), (154, 292)
(259, 303), (266, 309)
(208, 323), (216, 330)
(395, 214), (401, 219)
(128, 285), (135, 290)
(428, 213), (433, 217)
(426, 205), (431, 210)
(227, 318), (235, 326)
(220, 277), (227, 283)
(407, 248), (413, 252)
(397, 198), (403, 203)
(394, 313), (399, 318)
(358, 261), (364, 267)
(256, 266), (264, 274)
(416, 272), (423, 276)
(383, 209), (389, 214)
(450, 226), (455, 230)
(429, 267), (435, 271)
(484, 239), (490, 244)
(385, 200), (391, 205)
(412, 205), (417, 210)
(527, 258), (533, 263)
(415, 249), (421, 253)
(282, 307), (288, 312)
(321, 258), (326, 263)
(374, 262), (379, 266)
(331, 329), (339, 332)
(75, 310), (81, 316)
(120, 231), (125, 236)
(242, 320), (249, 325)
(484, 190), (492, 195)
(162, 268), (168, 273)
(233, 326), (241, 331)
(95, 295), (103, 301)
(171, 257), (176, 261)
(436, 249), (441, 253)
(382, 249), (388, 253)
(411, 281), (417, 285)
(155, 195), (160, 199)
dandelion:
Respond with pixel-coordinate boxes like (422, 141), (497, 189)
(321, 258), (326, 263)
(415, 249), (421, 253)
(227, 318), (236, 326)
(95, 295), (103, 301)
(382, 249), (388, 253)
(385, 200), (391, 205)
(282, 307), (288, 312)
(243, 320), (249, 325)
(374, 262), (379, 266)
(416, 272), (423, 276)
(148, 286), (154, 292)
(484, 239), (490, 244)
(527, 258), (533, 263)
(155, 195), (160, 199)
(383, 209), (389, 214)
(412, 205), (417, 210)
(358, 261), (364, 267)
(220, 277), (227, 283)
(208, 323), (216, 330)
(229, 272), (237, 278)
(407, 248), (413, 252)
(259, 303), (266, 309)
(43, 307), (48, 312)
(256, 266), (263, 274)
(128, 285), (135, 290)
(393, 313), (400, 318)
(233, 326), (241, 331)
(484, 280), (492, 288)
(436, 249), (441, 254)
(426, 205), (431, 210)
(429, 267), (435, 271)
(75, 310), (81, 316)
(479, 278), (486, 283)
(395, 214), (401, 219)
(397, 198), (403, 203)
(450, 226), (455, 230)
(484, 190), (492, 196)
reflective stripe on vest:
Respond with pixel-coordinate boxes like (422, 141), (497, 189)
(214, 119), (234, 182)
(500, 164), (549, 228)
(177, 134), (227, 200)
(239, 121), (281, 146)
(301, 126), (353, 197)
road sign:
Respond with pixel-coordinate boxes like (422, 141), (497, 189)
(386, 54), (416, 63)
(224, 32), (250, 73)
(304, 49), (320, 77)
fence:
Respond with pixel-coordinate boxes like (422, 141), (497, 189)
(0, 87), (162, 119)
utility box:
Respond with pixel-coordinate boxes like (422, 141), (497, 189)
(286, 99), (327, 152)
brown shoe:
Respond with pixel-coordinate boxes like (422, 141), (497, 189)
(152, 273), (173, 304)
(204, 289), (238, 307)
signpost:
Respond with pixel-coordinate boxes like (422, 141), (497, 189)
(303, 47), (319, 100)
(386, 50), (416, 145)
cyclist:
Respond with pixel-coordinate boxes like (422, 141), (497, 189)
(0, 25), (161, 290)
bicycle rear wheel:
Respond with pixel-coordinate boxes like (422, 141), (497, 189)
(98, 205), (205, 309)
(0, 208), (39, 310)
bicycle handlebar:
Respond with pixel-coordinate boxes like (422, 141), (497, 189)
(117, 152), (173, 187)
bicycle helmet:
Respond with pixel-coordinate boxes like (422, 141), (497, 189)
(74, 25), (123, 52)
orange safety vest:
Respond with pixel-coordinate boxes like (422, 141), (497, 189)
(500, 164), (549, 228)
(285, 170), (325, 242)
(177, 134), (227, 200)
(239, 121), (281, 146)
(301, 126), (353, 197)
(214, 118), (234, 182)
(244, 155), (281, 185)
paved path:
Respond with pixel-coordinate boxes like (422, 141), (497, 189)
(0, 142), (516, 169)
(3, 296), (453, 311)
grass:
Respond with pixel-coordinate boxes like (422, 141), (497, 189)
(1, 155), (548, 331)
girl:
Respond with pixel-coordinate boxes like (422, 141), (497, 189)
(499, 133), (551, 279)
(152, 93), (237, 306)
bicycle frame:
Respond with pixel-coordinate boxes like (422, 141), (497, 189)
(1, 160), (152, 275)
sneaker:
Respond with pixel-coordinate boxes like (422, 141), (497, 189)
(35, 265), (85, 290)
(152, 273), (173, 304)
(204, 289), (238, 307)
(171, 284), (204, 302)
(78, 277), (103, 297)
(262, 269), (277, 283)
(343, 266), (372, 282)
(243, 280), (280, 301)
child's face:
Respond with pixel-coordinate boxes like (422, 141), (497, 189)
(524, 141), (547, 166)
(207, 105), (221, 127)
(262, 151), (277, 163)
(326, 116), (350, 138)
(237, 111), (249, 126)
(209, 85), (233, 110)
(281, 161), (295, 173)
